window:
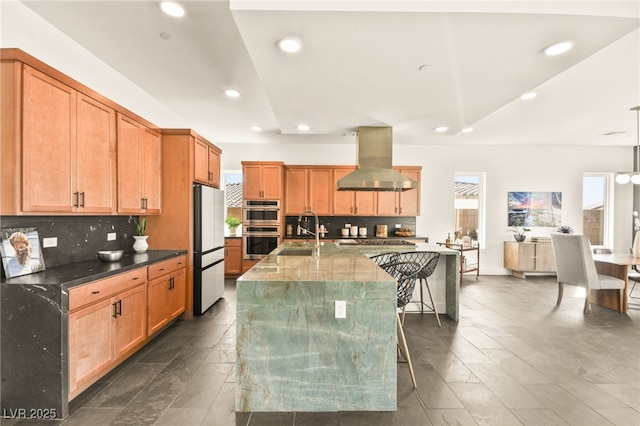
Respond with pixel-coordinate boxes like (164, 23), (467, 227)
(224, 170), (243, 231)
(454, 173), (485, 248)
(583, 173), (612, 247)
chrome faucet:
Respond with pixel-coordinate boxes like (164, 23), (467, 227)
(297, 209), (320, 256)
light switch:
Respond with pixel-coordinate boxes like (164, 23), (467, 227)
(43, 237), (57, 248)
(107, 232), (116, 241)
(335, 300), (346, 319)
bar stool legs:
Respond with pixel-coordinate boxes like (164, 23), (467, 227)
(420, 277), (441, 327)
(397, 314), (417, 389)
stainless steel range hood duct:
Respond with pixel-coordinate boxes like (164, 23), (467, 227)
(337, 126), (417, 192)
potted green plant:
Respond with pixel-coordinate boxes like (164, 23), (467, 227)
(510, 226), (530, 242)
(225, 216), (242, 235)
(133, 217), (148, 253)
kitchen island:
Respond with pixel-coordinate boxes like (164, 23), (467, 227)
(235, 241), (458, 412)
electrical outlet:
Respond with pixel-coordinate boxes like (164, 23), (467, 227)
(43, 237), (57, 248)
(107, 232), (116, 241)
(395, 224), (401, 229)
(335, 300), (346, 319)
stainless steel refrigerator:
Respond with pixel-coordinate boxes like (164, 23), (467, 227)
(193, 184), (225, 315)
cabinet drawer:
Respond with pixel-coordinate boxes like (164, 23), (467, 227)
(147, 255), (186, 281)
(69, 268), (146, 311)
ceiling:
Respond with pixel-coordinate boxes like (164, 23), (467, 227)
(18, 1), (640, 146)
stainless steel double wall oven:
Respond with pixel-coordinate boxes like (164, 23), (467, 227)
(242, 200), (281, 259)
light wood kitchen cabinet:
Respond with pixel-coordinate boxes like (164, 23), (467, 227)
(284, 166), (332, 215)
(504, 241), (556, 278)
(242, 161), (284, 200)
(225, 238), (242, 277)
(147, 255), (187, 336)
(68, 268), (147, 399)
(8, 65), (116, 214)
(332, 168), (377, 216)
(117, 113), (162, 214)
(194, 137), (221, 187)
(376, 167), (421, 216)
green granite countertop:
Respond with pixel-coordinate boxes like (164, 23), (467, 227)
(239, 241), (456, 284)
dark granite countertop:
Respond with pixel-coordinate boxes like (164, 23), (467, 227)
(283, 235), (429, 241)
(0, 250), (186, 289)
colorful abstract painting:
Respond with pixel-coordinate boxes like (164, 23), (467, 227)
(508, 192), (562, 227)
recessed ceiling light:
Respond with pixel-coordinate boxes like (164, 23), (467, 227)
(160, 1), (185, 18)
(159, 32), (171, 40)
(520, 92), (537, 100)
(462, 127), (474, 134)
(278, 37), (302, 53)
(225, 89), (240, 98)
(251, 126), (262, 132)
(297, 124), (310, 131)
(434, 126), (448, 133)
(544, 41), (573, 56)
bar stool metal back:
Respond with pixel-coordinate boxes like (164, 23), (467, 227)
(398, 251), (442, 326)
(384, 260), (421, 389)
(368, 252), (400, 270)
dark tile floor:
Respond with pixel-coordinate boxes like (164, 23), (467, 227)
(4, 276), (639, 425)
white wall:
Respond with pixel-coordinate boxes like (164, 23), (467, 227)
(3, 0), (635, 274)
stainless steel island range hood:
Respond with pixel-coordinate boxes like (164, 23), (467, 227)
(337, 126), (417, 192)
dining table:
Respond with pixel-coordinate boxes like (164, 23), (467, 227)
(592, 252), (640, 313)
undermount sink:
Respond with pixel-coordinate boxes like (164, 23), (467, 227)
(277, 248), (314, 256)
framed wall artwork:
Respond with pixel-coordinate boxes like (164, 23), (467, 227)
(0, 227), (46, 278)
(508, 192), (562, 227)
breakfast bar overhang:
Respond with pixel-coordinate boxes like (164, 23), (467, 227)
(235, 242), (459, 412)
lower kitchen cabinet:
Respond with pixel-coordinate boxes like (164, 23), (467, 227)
(68, 268), (147, 399)
(225, 238), (242, 277)
(147, 255), (187, 335)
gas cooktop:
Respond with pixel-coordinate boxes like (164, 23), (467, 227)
(336, 239), (415, 246)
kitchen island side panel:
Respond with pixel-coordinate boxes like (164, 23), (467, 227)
(1, 283), (68, 419)
(236, 279), (397, 412)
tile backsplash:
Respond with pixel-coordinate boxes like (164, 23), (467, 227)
(0, 216), (137, 274)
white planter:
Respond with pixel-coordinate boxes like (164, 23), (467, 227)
(133, 235), (149, 253)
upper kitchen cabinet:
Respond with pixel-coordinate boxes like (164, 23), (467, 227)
(194, 137), (221, 188)
(284, 166), (332, 215)
(376, 167), (421, 216)
(1, 59), (116, 214)
(242, 161), (284, 200)
(332, 168), (377, 216)
(117, 113), (162, 214)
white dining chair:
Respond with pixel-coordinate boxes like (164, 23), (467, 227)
(551, 234), (625, 313)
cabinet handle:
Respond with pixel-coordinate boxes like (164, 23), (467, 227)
(73, 192), (79, 208)
(132, 277), (139, 280)
(80, 192), (85, 208)
(140, 198), (145, 210)
(159, 268), (165, 272)
(112, 302), (118, 318)
(117, 300), (122, 317)
(168, 277), (174, 290)
(91, 290), (100, 295)
(144, 198), (148, 209)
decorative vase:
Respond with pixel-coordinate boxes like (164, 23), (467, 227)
(133, 235), (149, 253)
(514, 234), (526, 242)
(633, 233), (640, 258)
(229, 227), (238, 236)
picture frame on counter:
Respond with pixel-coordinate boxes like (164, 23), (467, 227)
(0, 227), (46, 279)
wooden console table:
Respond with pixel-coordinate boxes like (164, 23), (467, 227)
(504, 241), (556, 278)
(436, 242), (479, 282)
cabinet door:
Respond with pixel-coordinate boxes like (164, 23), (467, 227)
(332, 169), (356, 215)
(68, 298), (114, 395)
(113, 284), (147, 359)
(243, 164), (264, 199)
(117, 114), (142, 213)
(308, 168), (332, 215)
(354, 192), (377, 216)
(261, 165), (283, 199)
(225, 243), (242, 276)
(398, 169), (420, 216)
(76, 93), (116, 213)
(194, 138), (210, 184)
(147, 276), (169, 335)
(141, 128), (161, 213)
(208, 147), (221, 188)
(22, 65), (76, 213)
(167, 269), (186, 320)
(377, 191), (398, 216)
(285, 168), (307, 214)
(535, 243), (556, 272)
